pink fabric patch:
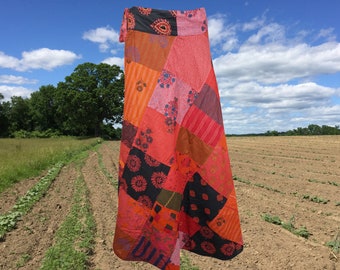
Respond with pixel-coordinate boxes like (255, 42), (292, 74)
(176, 8), (207, 36)
(164, 33), (211, 91)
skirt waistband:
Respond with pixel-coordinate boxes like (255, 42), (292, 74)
(119, 6), (207, 42)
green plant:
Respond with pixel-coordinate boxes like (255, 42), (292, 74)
(16, 253), (31, 268)
(261, 213), (283, 225)
(0, 139), (99, 240)
(180, 252), (199, 270)
(261, 214), (311, 239)
(232, 175), (251, 185)
(40, 169), (95, 270)
(0, 163), (63, 239)
(328, 181), (339, 186)
(0, 137), (100, 193)
(96, 145), (118, 189)
(326, 231), (340, 254)
(302, 194), (329, 204)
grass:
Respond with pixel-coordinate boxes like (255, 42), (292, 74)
(180, 251), (200, 270)
(16, 254), (31, 268)
(96, 145), (118, 189)
(0, 137), (100, 193)
(40, 156), (96, 270)
(0, 139), (101, 240)
(0, 163), (63, 239)
(261, 213), (311, 239)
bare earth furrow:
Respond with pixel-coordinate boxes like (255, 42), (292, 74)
(0, 165), (77, 270)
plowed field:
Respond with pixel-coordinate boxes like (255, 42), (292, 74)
(0, 136), (339, 269)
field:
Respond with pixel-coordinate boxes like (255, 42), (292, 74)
(0, 136), (339, 269)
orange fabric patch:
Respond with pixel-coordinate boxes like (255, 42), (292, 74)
(123, 62), (160, 126)
(126, 30), (175, 71)
(207, 189), (243, 245)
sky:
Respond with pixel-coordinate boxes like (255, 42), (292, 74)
(1, 0), (340, 134)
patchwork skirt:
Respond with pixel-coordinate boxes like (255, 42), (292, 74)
(113, 6), (243, 270)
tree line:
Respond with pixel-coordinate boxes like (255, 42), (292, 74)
(1, 64), (339, 139)
(264, 124), (340, 136)
(229, 124), (340, 137)
(0, 62), (124, 139)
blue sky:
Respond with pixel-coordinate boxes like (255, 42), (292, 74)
(1, 0), (340, 134)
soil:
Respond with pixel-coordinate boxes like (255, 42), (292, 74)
(0, 137), (339, 270)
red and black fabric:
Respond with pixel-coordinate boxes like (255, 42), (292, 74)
(114, 6), (243, 270)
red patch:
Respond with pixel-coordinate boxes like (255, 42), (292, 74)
(202, 193), (209, 200)
(190, 204), (198, 211)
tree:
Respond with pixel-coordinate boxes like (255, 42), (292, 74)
(308, 124), (322, 135)
(8, 96), (31, 134)
(0, 94), (10, 137)
(30, 85), (58, 131)
(55, 62), (124, 136)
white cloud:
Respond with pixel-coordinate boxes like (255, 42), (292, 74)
(247, 23), (286, 44)
(210, 14), (340, 134)
(316, 28), (336, 41)
(102, 57), (124, 68)
(0, 75), (37, 85)
(214, 42), (340, 84)
(83, 26), (120, 52)
(208, 15), (238, 51)
(219, 80), (340, 134)
(0, 48), (81, 72)
(219, 81), (335, 108)
(0, 85), (33, 101)
(20, 48), (81, 71)
(242, 16), (265, 31)
(0, 52), (19, 69)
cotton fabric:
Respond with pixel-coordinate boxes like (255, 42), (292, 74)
(113, 6), (243, 269)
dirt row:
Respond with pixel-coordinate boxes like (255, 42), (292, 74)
(0, 138), (339, 269)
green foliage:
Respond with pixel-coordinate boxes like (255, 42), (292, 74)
(12, 129), (62, 138)
(0, 62), (124, 138)
(40, 169), (95, 270)
(264, 124), (340, 136)
(262, 213), (283, 225)
(0, 95), (10, 137)
(29, 85), (59, 132)
(0, 163), (63, 239)
(180, 252), (200, 270)
(16, 254), (32, 268)
(233, 175), (251, 185)
(261, 214), (311, 239)
(326, 232), (340, 254)
(302, 194), (330, 204)
(0, 137), (100, 193)
(96, 145), (118, 189)
(7, 96), (32, 134)
(55, 62), (124, 137)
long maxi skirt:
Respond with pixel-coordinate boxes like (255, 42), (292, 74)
(113, 6), (243, 270)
